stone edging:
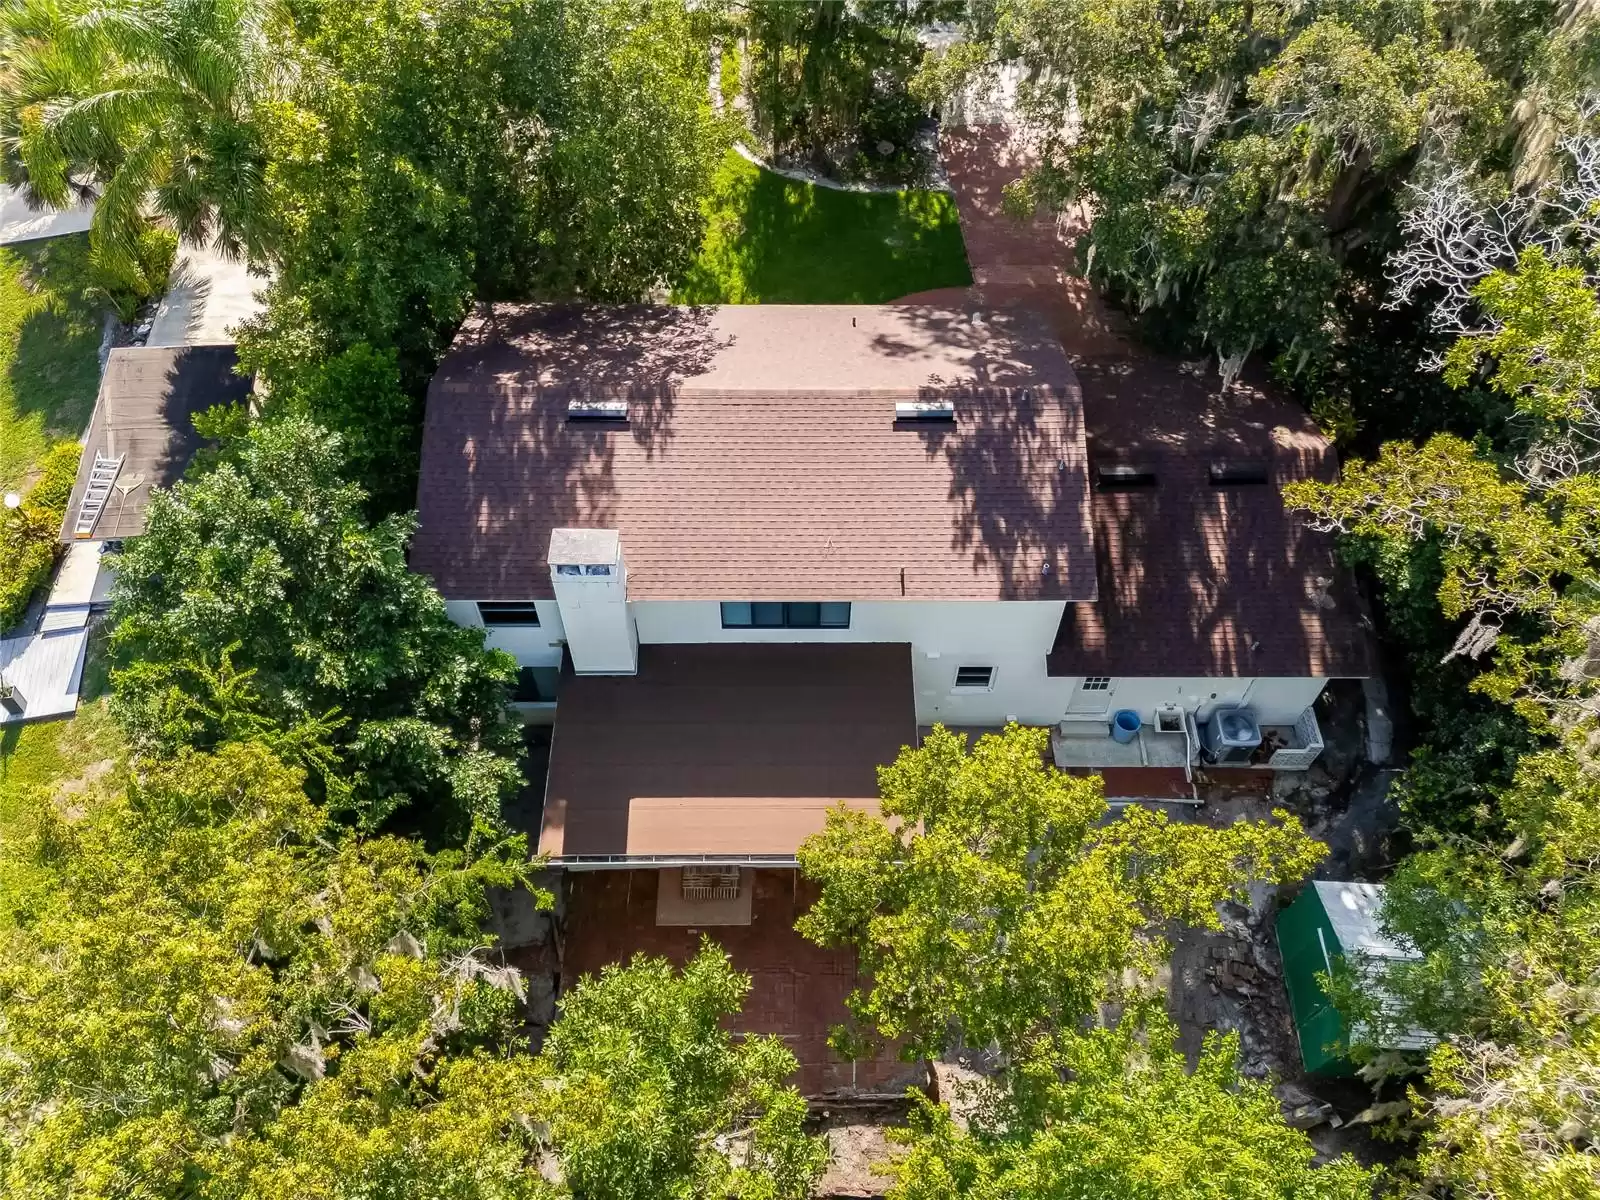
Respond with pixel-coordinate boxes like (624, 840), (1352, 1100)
(732, 141), (953, 195)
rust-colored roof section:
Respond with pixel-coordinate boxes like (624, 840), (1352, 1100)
(541, 643), (914, 859)
(1047, 359), (1373, 679)
(410, 304), (1095, 602)
(61, 346), (252, 542)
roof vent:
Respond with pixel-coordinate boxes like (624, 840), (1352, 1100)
(1096, 464), (1158, 490)
(1209, 461), (1269, 486)
(567, 398), (628, 422)
(895, 398), (955, 422)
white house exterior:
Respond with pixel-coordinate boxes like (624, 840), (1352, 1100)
(447, 594), (1328, 732)
(412, 303), (1370, 864)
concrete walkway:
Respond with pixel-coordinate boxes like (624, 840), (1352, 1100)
(147, 239), (267, 347)
(0, 185), (94, 245)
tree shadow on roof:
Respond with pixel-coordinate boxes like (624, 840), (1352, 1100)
(1048, 358), (1372, 678)
(412, 305), (730, 596)
(870, 304), (1096, 601)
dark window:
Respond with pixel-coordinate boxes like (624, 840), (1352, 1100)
(478, 602), (541, 627)
(721, 601), (851, 629)
(1081, 676), (1112, 691)
(954, 666), (995, 689)
(1096, 464), (1158, 490)
(513, 665), (560, 702)
(1209, 461), (1270, 486)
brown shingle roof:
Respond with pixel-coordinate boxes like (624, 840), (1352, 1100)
(410, 304), (1096, 602)
(541, 643), (914, 859)
(61, 345), (252, 541)
(1047, 359), (1373, 679)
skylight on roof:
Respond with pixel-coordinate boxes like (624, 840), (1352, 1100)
(1096, 464), (1157, 490)
(567, 398), (628, 422)
(1209, 461), (1270, 486)
(895, 399), (955, 422)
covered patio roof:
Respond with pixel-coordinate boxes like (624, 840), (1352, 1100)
(540, 643), (914, 864)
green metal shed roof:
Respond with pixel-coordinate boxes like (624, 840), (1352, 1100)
(1275, 881), (1430, 1075)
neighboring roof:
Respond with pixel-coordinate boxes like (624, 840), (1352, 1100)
(62, 346), (252, 542)
(46, 541), (104, 608)
(540, 643), (915, 860)
(0, 626), (89, 725)
(1307, 880), (1434, 1054)
(1047, 359), (1372, 678)
(146, 239), (268, 347)
(1313, 881), (1415, 962)
(411, 304), (1095, 602)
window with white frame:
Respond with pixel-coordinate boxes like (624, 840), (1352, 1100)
(477, 601), (541, 627)
(1081, 676), (1112, 690)
(953, 665), (995, 690)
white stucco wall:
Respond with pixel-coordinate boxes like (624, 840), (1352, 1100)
(447, 596), (1329, 727)
(445, 599), (565, 669)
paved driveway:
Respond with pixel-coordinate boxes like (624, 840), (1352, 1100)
(147, 239), (267, 346)
(0, 184), (94, 245)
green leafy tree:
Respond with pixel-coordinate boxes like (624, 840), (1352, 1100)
(797, 726), (1359, 1200)
(238, 0), (729, 509)
(107, 415), (523, 837)
(0, 739), (549, 1199)
(742, 1), (960, 182)
(887, 1011), (1375, 1200)
(916, 0), (1583, 382)
(0, 0), (283, 270)
(796, 724), (1324, 1060)
(1288, 113), (1600, 1200)
(538, 943), (828, 1200)
(0, 440), (79, 629)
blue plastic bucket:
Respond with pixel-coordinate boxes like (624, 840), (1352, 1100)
(1111, 709), (1141, 744)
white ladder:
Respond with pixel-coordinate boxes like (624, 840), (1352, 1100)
(73, 451), (124, 538)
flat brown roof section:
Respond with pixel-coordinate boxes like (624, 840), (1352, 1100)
(411, 304), (1095, 603)
(62, 345), (252, 541)
(541, 643), (914, 860)
(1047, 359), (1372, 679)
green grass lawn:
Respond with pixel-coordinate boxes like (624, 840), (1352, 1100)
(0, 234), (105, 492)
(0, 630), (117, 837)
(673, 151), (972, 304)
(0, 695), (119, 931)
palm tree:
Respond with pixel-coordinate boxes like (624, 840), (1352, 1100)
(0, 0), (285, 270)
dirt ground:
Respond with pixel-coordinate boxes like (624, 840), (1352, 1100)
(1159, 682), (1407, 1166)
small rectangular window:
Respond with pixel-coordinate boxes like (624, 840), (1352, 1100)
(555, 564), (582, 576)
(1209, 461), (1270, 486)
(751, 602), (787, 627)
(478, 602), (541, 627)
(954, 666), (995, 690)
(786, 602), (822, 627)
(720, 601), (852, 629)
(583, 564), (613, 576)
(1082, 676), (1112, 691)
(819, 602), (851, 628)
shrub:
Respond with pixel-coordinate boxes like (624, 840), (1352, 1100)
(87, 226), (179, 322)
(0, 442), (83, 630)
